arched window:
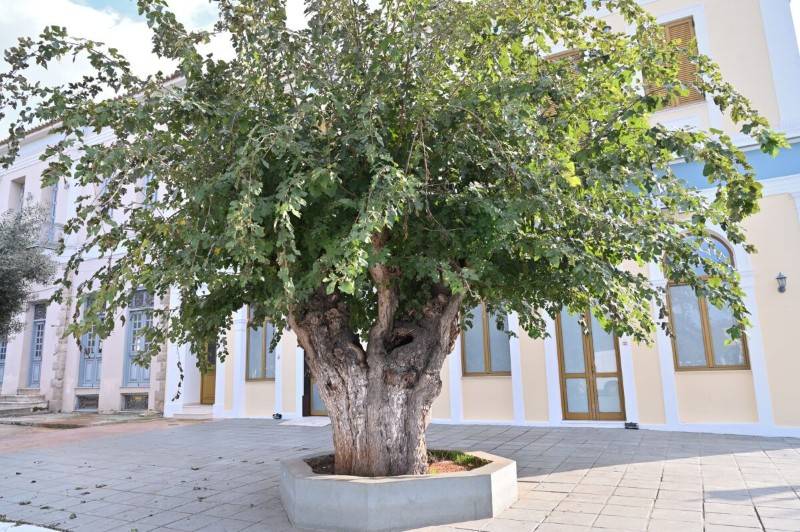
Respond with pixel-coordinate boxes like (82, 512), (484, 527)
(667, 235), (750, 370)
(461, 303), (511, 376)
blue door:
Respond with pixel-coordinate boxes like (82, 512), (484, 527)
(0, 337), (7, 386)
(79, 329), (102, 388)
(124, 290), (153, 387)
(79, 296), (102, 388)
(28, 303), (47, 387)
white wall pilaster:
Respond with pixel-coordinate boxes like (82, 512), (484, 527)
(760, 0), (800, 132)
(447, 338), (464, 423)
(618, 336), (640, 424)
(163, 287), (183, 417)
(231, 307), (247, 417)
(648, 263), (681, 426)
(508, 313), (526, 424)
(294, 346), (305, 418)
(543, 317), (563, 424)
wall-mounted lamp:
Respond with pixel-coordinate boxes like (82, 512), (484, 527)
(776, 272), (787, 293)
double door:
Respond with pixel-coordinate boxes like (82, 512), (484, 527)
(557, 309), (626, 421)
(79, 329), (102, 388)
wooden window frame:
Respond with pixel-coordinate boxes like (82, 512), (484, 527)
(555, 310), (626, 421)
(646, 16), (705, 109)
(666, 236), (751, 371)
(460, 303), (512, 377)
(245, 307), (276, 381)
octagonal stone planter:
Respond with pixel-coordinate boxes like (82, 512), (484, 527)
(280, 451), (518, 531)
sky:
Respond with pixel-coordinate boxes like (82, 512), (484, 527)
(1, 0), (800, 131)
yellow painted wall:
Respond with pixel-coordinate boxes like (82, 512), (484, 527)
(675, 370), (758, 423)
(630, 342), (667, 424)
(245, 380), (275, 416)
(603, 0), (781, 137)
(462, 376), (514, 421)
(744, 194), (800, 426)
(431, 357), (451, 419)
(520, 334), (549, 422)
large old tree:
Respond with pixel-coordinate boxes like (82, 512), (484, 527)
(0, 0), (786, 475)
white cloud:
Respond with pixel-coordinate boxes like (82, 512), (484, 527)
(0, 0), (369, 131)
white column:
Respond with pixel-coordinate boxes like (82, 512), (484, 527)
(213, 350), (227, 418)
(231, 307), (247, 417)
(760, 0), (800, 132)
(295, 346), (305, 418)
(649, 263), (680, 427)
(447, 338), (464, 423)
(508, 313), (526, 424)
(163, 287), (184, 417)
(739, 270), (775, 428)
(543, 317), (563, 424)
(274, 337), (283, 416)
(618, 336), (640, 424)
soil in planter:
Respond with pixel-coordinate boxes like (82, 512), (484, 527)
(305, 450), (490, 475)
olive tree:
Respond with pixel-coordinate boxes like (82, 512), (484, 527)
(0, 0), (785, 476)
(0, 205), (55, 338)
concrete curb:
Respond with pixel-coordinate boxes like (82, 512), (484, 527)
(280, 451), (518, 531)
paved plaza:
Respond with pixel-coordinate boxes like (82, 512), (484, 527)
(1, 419), (800, 531)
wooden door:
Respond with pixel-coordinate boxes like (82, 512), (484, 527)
(200, 344), (216, 405)
(557, 309), (626, 421)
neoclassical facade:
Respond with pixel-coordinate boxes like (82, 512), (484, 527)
(3, 0), (800, 438)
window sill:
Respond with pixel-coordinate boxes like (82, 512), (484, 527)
(674, 366), (751, 372)
(461, 373), (512, 378)
(245, 378), (276, 382)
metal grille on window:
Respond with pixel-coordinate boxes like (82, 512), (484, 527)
(76, 395), (99, 411)
(122, 393), (148, 411)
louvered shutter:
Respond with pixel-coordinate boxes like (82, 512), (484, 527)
(543, 49), (582, 117)
(646, 17), (704, 107)
(666, 17), (703, 106)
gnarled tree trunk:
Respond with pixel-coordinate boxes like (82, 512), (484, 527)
(288, 280), (462, 477)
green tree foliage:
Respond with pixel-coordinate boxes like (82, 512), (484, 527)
(0, 205), (56, 338)
(0, 0), (786, 432)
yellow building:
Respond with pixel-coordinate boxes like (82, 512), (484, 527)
(2, 0), (800, 438)
(163, 0), (800, 438)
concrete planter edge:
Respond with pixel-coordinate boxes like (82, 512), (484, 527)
(280, 450), (518, 532)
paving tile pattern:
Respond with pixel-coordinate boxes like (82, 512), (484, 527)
(1, 420), (800, 531)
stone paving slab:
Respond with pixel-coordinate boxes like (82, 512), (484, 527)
(1, 420), (800, 531)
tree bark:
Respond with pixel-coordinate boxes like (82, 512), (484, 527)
(288, 286), (462, 477)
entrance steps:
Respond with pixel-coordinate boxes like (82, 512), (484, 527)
(0, 394), (49, 416)
(173, 403), (214, 420)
